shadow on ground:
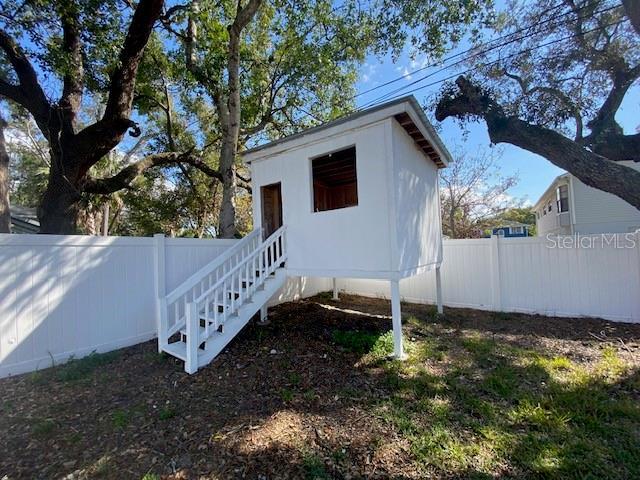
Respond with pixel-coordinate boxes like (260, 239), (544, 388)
(1, 294), (639, 479)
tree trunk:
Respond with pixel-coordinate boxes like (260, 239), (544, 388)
(37, 149), (82, 234)
(218, 129), (237, 238)
(0, 115), (10, 233)
(215, 0), (262, 239)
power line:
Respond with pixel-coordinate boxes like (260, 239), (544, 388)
(355, 0), (616, 101)
(356, 0), (570, 99)
(360, 17), (627, 111)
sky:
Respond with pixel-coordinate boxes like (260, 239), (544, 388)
(352, 32), (640, 207)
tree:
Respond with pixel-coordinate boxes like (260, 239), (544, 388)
(488, 207), (537, 235)
(0, 112), (9, 232)
(439, 147), (519, 238)
(435, 0), (640, 211)
(162, 0), (376, 237)
(0, 0), (198, 233)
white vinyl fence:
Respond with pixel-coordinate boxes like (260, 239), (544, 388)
(2, 232), (639, 378)
(0, 233), (328, 378)
(0, 234), (235, 377)
(338, 234), (640, 324)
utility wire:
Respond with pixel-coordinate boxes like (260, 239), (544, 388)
(359, 15), (626, 110)
(355, 0), (617, 101)
(356, 19), (626, 111)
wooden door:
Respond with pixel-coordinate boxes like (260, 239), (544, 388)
(261, 183), (282, 239)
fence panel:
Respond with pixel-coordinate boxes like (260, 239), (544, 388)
(338, 234), (640, 323)
(0, 234), (235, 377)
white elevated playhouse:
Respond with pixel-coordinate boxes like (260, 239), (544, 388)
(159, 96), (451, 372)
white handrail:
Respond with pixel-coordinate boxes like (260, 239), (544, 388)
(165, 228), (261, 304)
(193, 225), (286, 305)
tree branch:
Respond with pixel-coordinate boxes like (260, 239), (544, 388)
(57, 0), (84, 131)
(75, 0), (164, 159)
(436, 76), (640, 210)
(0, 28), (51, 134)
(83, 151), (223, 195)
(622, 0), (640, 36)
(502, 70), (584, 140)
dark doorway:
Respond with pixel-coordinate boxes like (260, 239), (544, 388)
(261, 182), (283, 239)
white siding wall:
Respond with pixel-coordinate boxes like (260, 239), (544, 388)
(535, 182), (572, 236)
(391, 120), (442, 274)
(336, 235), (640, 323)
(250, 121), (395, 278)
(571, 162), (640, 234)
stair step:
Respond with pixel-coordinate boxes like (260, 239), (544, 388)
(161, 267), (287, 371)
(179, 324), (223, 338)
(163, 341), (188, 361)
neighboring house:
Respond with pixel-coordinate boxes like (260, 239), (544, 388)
(159, 95), (452, 373)
(491, 222), (530, 237)
(10, 205), (40, 233)
(534, 161), (640, 236)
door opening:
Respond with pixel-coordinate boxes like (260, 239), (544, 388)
(261, 183), (283, 239)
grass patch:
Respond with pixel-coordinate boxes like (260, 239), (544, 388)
(158, 406), (176, 421)
(374, 320), (640, 479)
(111, 409), (131, 429)
(32, 418), (57, 437)
(302, 452), (329, 479)
(332, 330), (381, 354)
(56, 351), (120, 382)
(280, 388), (294, 402)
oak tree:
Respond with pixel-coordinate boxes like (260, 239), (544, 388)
(435, 0), (640, 210)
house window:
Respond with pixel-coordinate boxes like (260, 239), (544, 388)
(312, 146), (358, 212)
(548, 202), (553, 213)
(556, 185), (569, 213)
(511, 226), (524, 235)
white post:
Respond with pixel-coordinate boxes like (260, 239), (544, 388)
(102, 203), (110, 236)
(185, 302), (198, 374)
(390, 279), (406, 360)
(154, 233), (167, 353)
(435, 264), (443, 315)
(489, 234), (502, 312)
(332, 278), (339, 300)
(258, 304), (269, 325)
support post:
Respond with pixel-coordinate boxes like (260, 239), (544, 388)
(185, 302), (198, 374)
(258, 304), (269, 325)
(154, 233), (167, 353)
(435, 264), (443, 315)
(332, 278), (339, 301)
(489, 234), (502, 312)
(390, 279), (406, 360)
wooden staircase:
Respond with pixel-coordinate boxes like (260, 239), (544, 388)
(158, 227), (287, 373)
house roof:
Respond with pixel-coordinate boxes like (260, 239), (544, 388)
(242, 95), (452, 168)
(493, 222), (530, 228)
(10, 205), (40, 234)
(533, 173), (570, 210)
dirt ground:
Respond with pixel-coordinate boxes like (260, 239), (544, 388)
(1, 294), (639, 479)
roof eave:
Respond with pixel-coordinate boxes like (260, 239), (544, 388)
(242, 95), (450, 168)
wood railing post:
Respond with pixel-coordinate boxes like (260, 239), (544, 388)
(185, 302), (199, 374)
